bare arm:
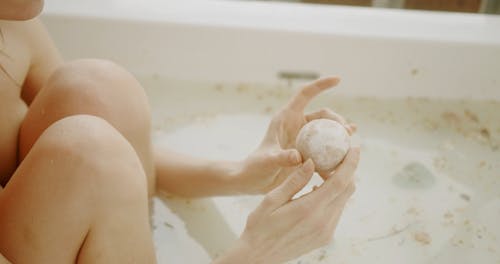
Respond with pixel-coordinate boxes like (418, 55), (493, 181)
(155, 148), (244, 197)
(21, 19), (62, 105)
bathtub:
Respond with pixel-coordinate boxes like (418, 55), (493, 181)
(42, 0), (500, 263)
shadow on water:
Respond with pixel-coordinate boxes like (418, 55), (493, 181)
(157, 194), (238, 259)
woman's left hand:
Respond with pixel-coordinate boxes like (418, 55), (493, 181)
(236, 76), (356, 194)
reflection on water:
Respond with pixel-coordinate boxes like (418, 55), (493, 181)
(143, 76), (500, 264)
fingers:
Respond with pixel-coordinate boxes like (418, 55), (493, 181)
(331, 147), (360, 182)
(268, 149), (302, 167)
(259, 159), (315, 213)
(325, 182), (356, 233)
(287, 76), (340, 112)
(314, 147), (360, 203)
(328, 182), (355, 210)
(304, 108), (356, 135)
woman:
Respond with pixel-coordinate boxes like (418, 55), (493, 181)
(0, 0), (360, 263)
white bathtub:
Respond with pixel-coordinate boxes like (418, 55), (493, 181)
(42, 1), (500, 263)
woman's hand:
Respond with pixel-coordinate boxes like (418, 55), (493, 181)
(216, 147), (360, 264)
(237, 76), (356, 194)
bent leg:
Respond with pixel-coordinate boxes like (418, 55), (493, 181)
(19, 59), (155, 196)
(0, 115), (155, 263)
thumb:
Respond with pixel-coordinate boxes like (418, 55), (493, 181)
(268, 149), (302, 167)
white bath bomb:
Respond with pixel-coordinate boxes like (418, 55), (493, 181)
(295, 119), (350, 172)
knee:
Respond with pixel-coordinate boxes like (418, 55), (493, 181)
(39, 114), (133, 155)
(44, 59), (151, 125)
(33, 115), (148, 194)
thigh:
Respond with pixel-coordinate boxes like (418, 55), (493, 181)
(0, 115), (155, 264)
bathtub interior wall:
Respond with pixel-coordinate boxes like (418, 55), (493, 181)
(41, 0), (500, 100)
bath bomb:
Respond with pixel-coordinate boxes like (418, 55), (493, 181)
(295, 119), (350, 172)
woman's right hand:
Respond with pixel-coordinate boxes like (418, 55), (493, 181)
(215, 147), (360, 264)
